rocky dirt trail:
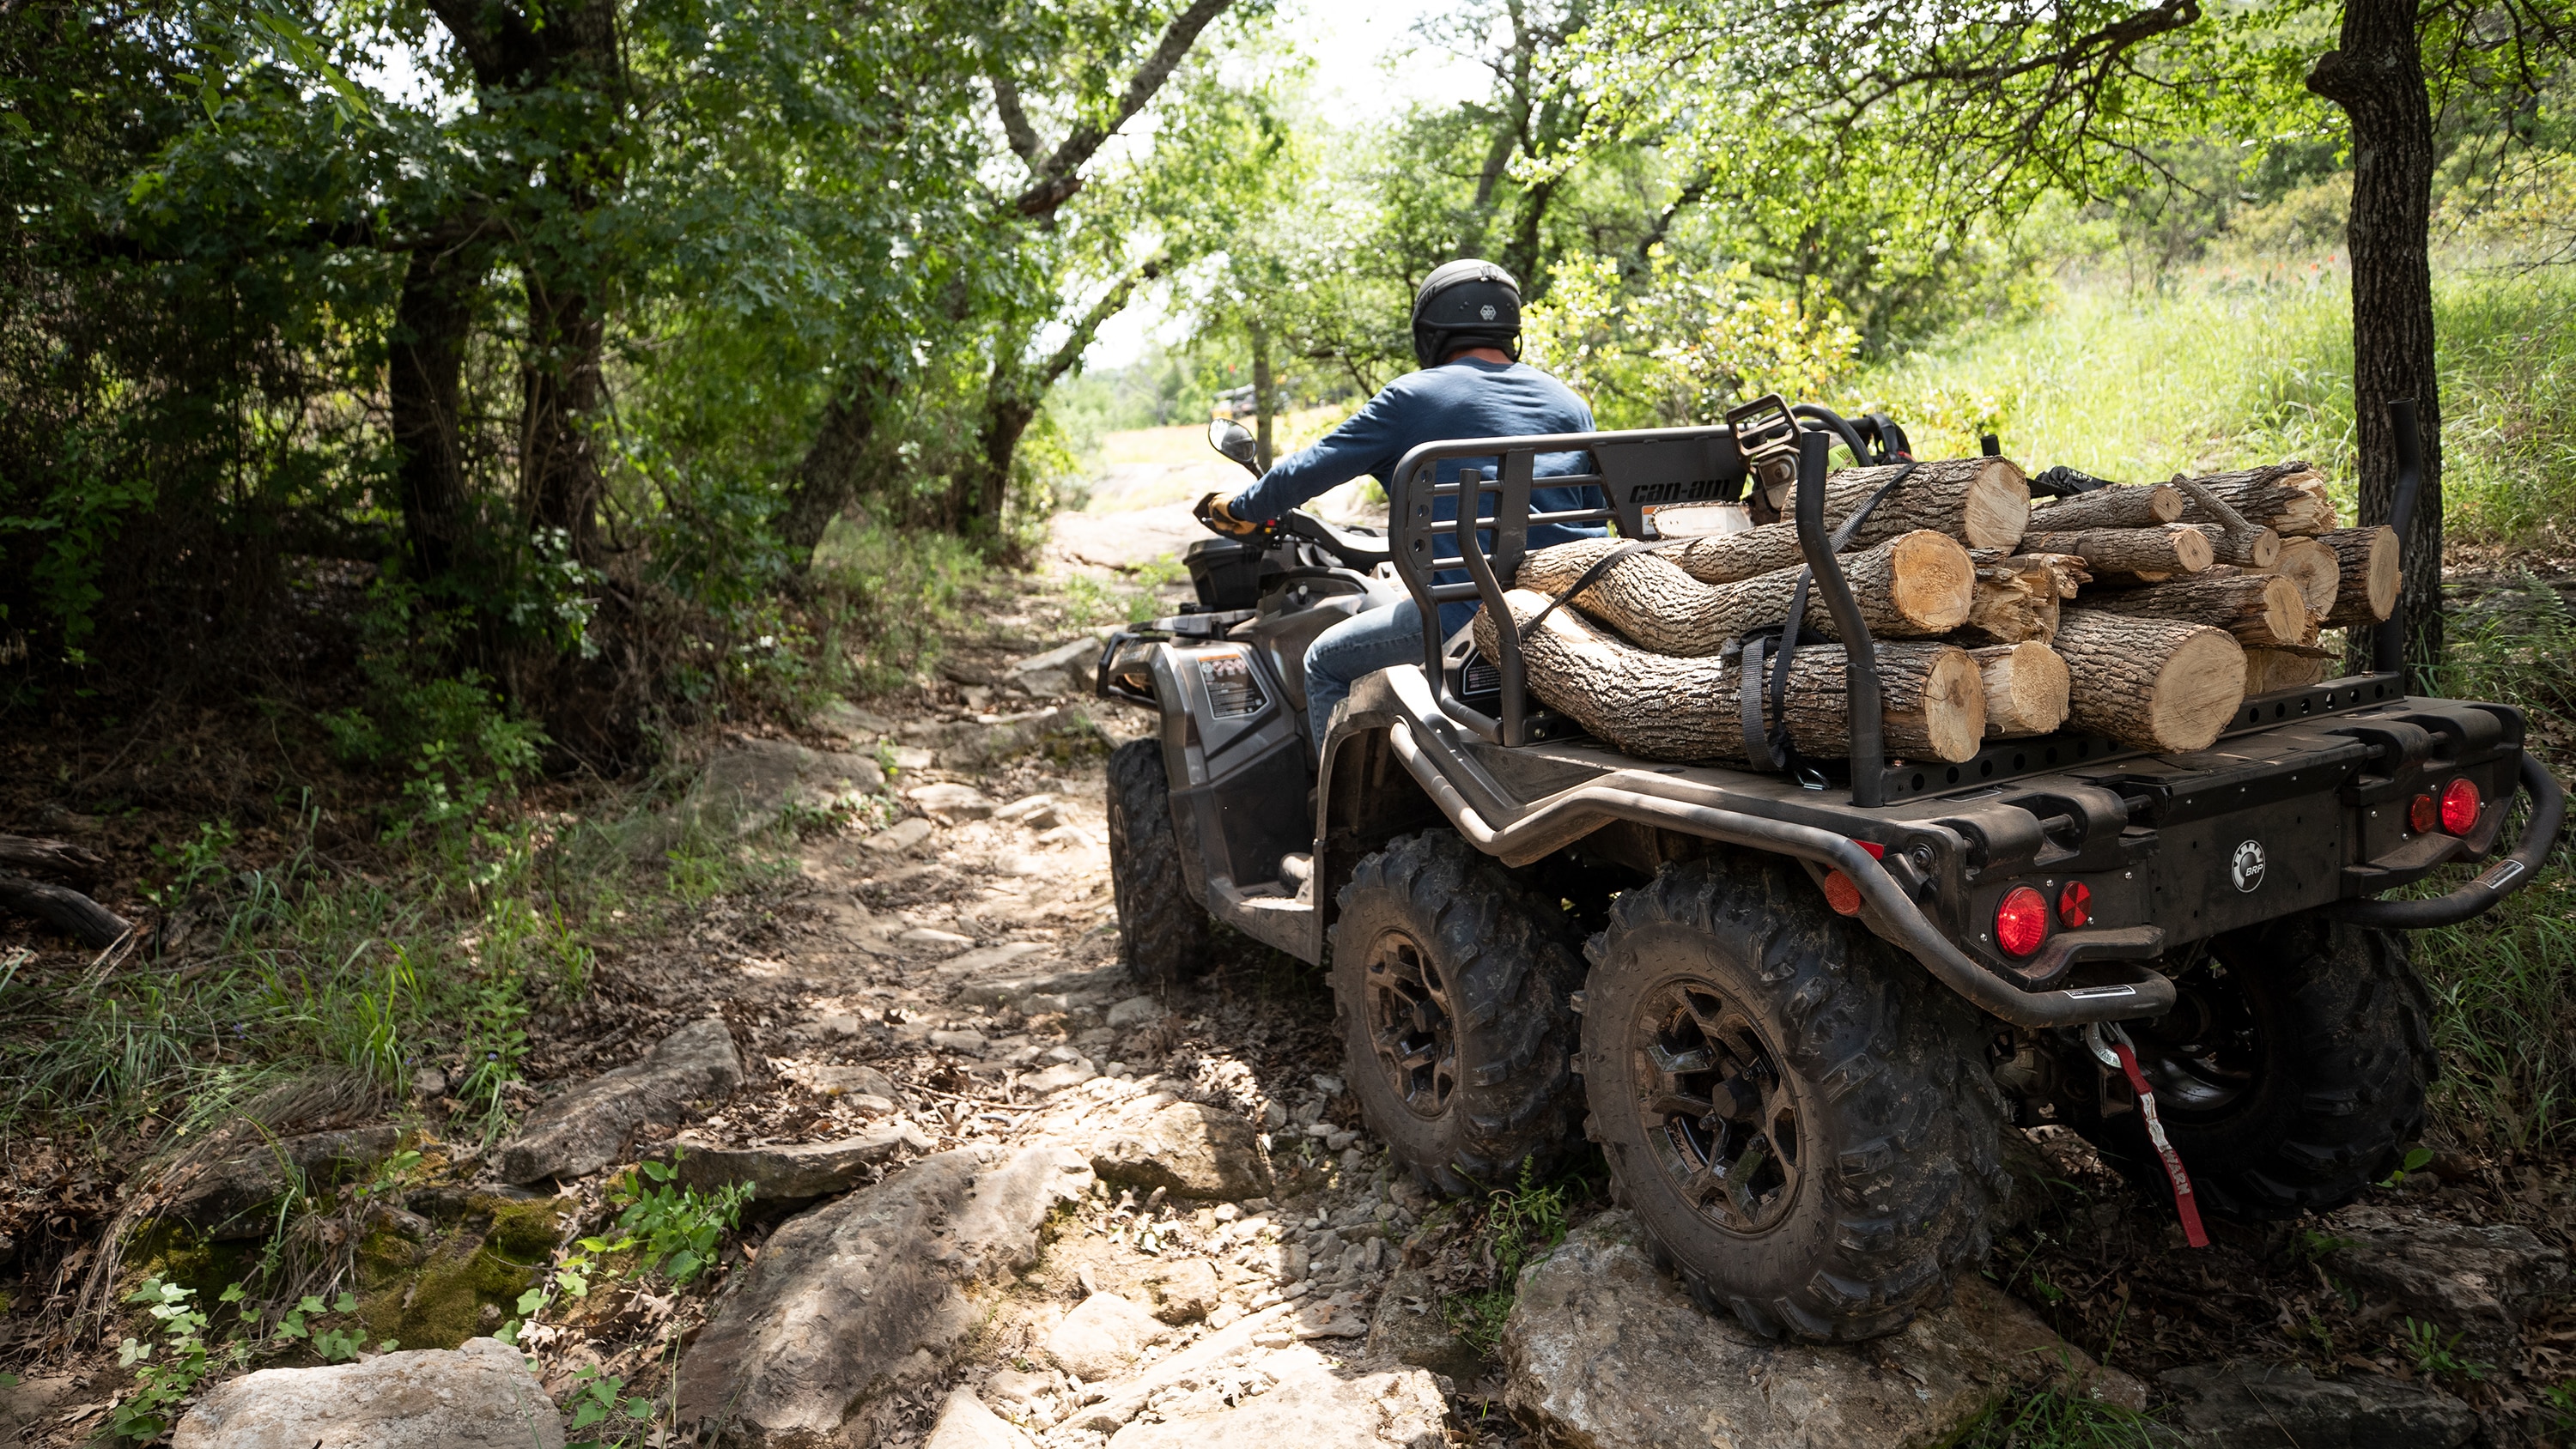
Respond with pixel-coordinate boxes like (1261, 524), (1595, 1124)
(15, 512), (2572, 1448)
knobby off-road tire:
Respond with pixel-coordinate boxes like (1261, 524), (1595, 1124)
(2068, 911), (2435, 1219)
(1330, 831), (1584, 1196)
(1581, 853), (2008, 1343)
(1106, 739), (1212, 986)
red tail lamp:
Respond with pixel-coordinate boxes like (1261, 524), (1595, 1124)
(1996, 886), (2051, 959)
(2057, 881), (2093, 929)
(2440, 777), (2483, 834)
(2409, 793), (2439, 834)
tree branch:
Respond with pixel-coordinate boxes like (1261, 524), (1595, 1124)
(991, 71), (1042, 163)
(1011, 0), (1236, 215)
(1037, 256), (1167, 389)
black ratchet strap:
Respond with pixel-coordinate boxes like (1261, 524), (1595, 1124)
(1520, 537), (1686, 637)
(1740, 461), (1918, 769)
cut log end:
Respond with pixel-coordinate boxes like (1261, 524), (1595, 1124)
(1888, 530), (1978, 634)
(2319, 525), (2401, 627)
(2149, 629), (2252, 752)
(2055, 609), (2247, 754)
(1917, 651), (1994, 762)
(1970, 641), (2072, 738)
(1962, 462), (2034, 551)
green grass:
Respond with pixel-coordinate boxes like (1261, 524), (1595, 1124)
(808, 515), (993, 690)
(1951, 1385), (2160, 1448)
(1856, 258), (2576, 552)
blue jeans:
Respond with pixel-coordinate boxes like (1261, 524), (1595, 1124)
(1303, 598), (1436, 746)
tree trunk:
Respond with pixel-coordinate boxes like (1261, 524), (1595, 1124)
(1250, 320), (1275, 471)
(519, 279), (606, 557)
(958, 373), (1038, 547)
(2020, 524), (2214, 577)
(2054, 609), (2248, 753)
(2310, 4), (2444, 683)
(1473, 590), (1987, 762)
(781, 365), (898, 566)
(390, 244), (478, 583)
(1516, 530), (1974, 654)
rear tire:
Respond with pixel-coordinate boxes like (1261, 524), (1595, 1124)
(1107, 739), (1212, 986)
(1329, 831), (1583, 1195)
(1580, 853), (2005, 1343)
(2065, 912), (2434, 1220)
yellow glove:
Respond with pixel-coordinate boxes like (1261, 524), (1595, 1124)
(1194, 491), (1266, 539)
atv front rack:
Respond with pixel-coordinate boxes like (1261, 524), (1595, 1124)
(1388, 420), (1905, 803)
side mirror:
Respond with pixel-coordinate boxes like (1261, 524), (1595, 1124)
(1206, 418), (1259, 472)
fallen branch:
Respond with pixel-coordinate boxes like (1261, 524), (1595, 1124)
(0, 874), (130, 949)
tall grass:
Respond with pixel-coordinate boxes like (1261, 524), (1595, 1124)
(1857, 259), (2576, 553)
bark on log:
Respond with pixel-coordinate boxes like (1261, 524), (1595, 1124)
(2020, 525), (2214, 577)
(2185, 522), (2283, 569)
(1820, 458), (2032, 550)
(2076, 571), (2314, 647)
(2318, 525), (2401, 627)
(2258, 537), (2342, 616)
(2245, 646), (2332, 694)
(0, 873), (130, 949)
(1969, 642), (2072, 738)
(2054, 609), (2248, 753)
(1515, 530), (1974, 655)
(2030, 482), (2184, 530)
(1959, 552), (2088, 645)
(2178, 463), (2340, 536)
(1662, 523), (1813, 585)
(0, 834), (106, 883)
(1473, 591), (1988, 762)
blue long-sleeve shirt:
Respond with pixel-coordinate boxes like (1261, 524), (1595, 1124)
(1232, 358), (1604, 632)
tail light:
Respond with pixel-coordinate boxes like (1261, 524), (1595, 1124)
(2409, 793), (2439, 834)
(1996, 886), (2050, 959)
(2440, 777), (2482, 834)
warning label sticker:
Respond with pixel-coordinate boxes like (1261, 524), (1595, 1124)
(1197, 650), (1267, 720)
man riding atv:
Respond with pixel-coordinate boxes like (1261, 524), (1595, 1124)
(1194, 259), (1602, 744)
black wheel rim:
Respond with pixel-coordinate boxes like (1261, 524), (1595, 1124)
(1363, 929), (1456, 1119)
(1630, 977), (1801, 1234)
(2129, 959), (2263, 1117)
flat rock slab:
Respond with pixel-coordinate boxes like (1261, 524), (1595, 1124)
(1045, 1292), (1173, 1379)
(2325, 1213), (2569, 1359)
(161, 1125), (402, 1240)
(173, 1337), (563, 1448)
(1364, 1261), (1485, 1382)
(670, 1120), (933, 1201)
(1504, 1211), (2129, 1449)
(689, 738), (885, 836)
(935, 941), (1050, 979)
(498, 1018), (743, 1184)
(1105, 1344), (1445, 1449)
(956, 964), (1131, 1012)
(1091, 1101), (1273, 1202)
(924, 1386), (1039, 1449)
(2159, 1358), (2477, 1447)
(679, 1144), (1095, 1446)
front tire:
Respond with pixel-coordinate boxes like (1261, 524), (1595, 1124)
(2066, 912), (2435, 1219)
(1329, 832), (1583, 1195)
(1581, 853), (2005, 1343)
(1107, 739), (1212, 986)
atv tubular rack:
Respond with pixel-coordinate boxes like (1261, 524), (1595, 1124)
(1388, 418), (1896, 806)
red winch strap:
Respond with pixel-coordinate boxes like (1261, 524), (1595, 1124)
(2109, 1040), (2210, 1248)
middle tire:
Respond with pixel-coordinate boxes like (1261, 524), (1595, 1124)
(1330, 831), (1584, 1196)
(1581, 852), (2006, 1343)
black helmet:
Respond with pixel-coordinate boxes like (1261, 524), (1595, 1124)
(1411, 258), (1522, 368)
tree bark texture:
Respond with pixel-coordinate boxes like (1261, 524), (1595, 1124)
(2030, 482), (2182, 530)
(2076, 571), (2314, 647)
(2318, 525), (2402, 627)
(2053, 609), (2248, 753)
(390, 243), (480, 583)
(2177, 463), (2341, 537)
(1515, 530), (1973, 655)
(2020, 524), (2213, 577)
(1472, 591), (1987, 762)
(2309, 0), (2444, 682)
(1251, 320), (1275, 472)
(2187, 522), (2282, 569)
(1960, 552), (2089, 645)
(780, 366), (899, 567)
(0, 834), (106, 883)
(1969, 641), (2071, 738)
(1802, 458), (2032, 551)
(0, 874), (129, 948)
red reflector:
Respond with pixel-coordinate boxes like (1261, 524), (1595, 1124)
(1852, 840), (1887, 859)
(2409, 793), (2439, 834)
(2440, 777), (2482, 834)
(2058, 881), (2093, 929)
(1996, 886), (2050, 958)
(1823, 869), (1863, 916)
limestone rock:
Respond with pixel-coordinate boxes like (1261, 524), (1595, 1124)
(496, 1018), (743, 1185)
(1106, 996), (1163, 1030)
(933, 941), (1049, 979)
(1103, 1344), (1444, 1449)
(2325, 1216), (2569, 1360)
(172, 1337), (563, 1448)
(162, 1125), (403, 1240)
(793, 1062), (902, 1101)
(1008, 638), (1105, 697)
(1026, 1059), (1099, 1094)
(1504, 1210), (2129, 1449)
(1365, 1261), (1484, 1381)
(670, 1120), (933, 1201)
(678, 1145), (1094, 1446)
(0, 1376), (70, 1440)
(2159, 1359), (2477, 1447)
(689, 738), (884, 836)
(935, 705), (1099, 768)
(863, 817), (936, 853)
(957, 965), (1132, 1012)
(1044, 1292), (1173, 1379)
(1136, 1258), (1223, 1323)
(908, 782), (997, 822)
(1091, 1102), (1273, 1202)
(923, 1387), (1038, 1449)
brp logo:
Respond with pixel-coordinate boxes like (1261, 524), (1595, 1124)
(1480, 303), (1497, 321)
(2231, 840), (2266, 893)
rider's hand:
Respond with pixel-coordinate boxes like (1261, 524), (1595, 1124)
(1194, 491), (1266, 539)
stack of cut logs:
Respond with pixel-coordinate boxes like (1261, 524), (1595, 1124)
(1473, 458), (2401, 766)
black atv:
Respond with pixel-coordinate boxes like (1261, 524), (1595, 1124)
(1096, 405), (2564, 1343)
